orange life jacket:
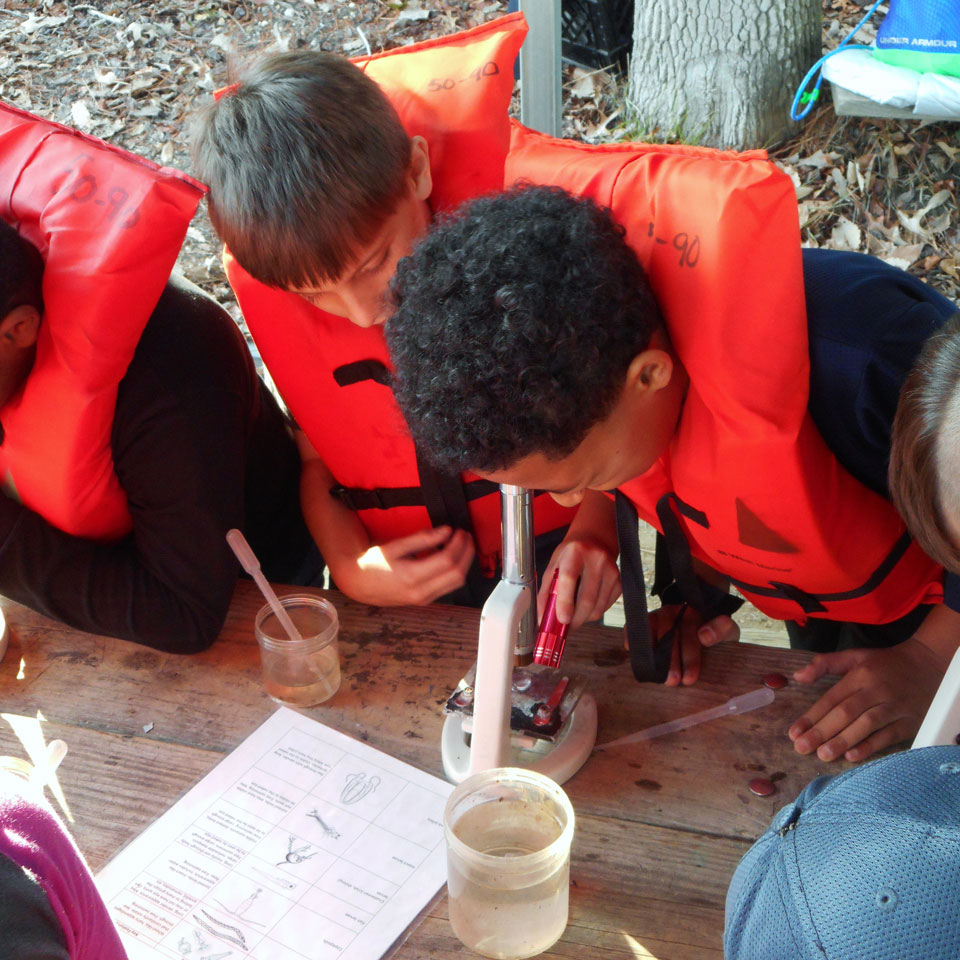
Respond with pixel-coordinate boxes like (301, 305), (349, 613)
(0, 101), (205, 539)
(224, 14), (574, 573)
(506, 121), (943, 624)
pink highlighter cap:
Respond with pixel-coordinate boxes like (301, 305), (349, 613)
(533, 569), (570, 668)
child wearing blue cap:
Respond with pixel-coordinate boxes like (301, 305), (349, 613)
(725, 745), (960, 958)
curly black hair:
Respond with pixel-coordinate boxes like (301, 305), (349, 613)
(0, 219), (44, 319)
(386, 184), (663, 474)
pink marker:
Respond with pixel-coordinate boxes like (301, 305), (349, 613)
(533, 569), (570, 668)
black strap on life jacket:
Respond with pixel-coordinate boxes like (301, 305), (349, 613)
(330, 477), (499, 512)
(616, 491), (744, 684)
(655, 493), (744, 621)
(615, 492), (671, 683)
(330, 358), (493, 605)
(334, 359), (393, 388)
(653, 491), (914, 619)
(727, 529), (915, 614)
(413, 447), (492, 606)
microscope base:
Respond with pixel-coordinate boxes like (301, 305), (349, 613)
(441, 692), (597, 785)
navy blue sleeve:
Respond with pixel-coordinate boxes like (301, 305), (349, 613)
(944, 572), (960, 611)
(803, 248), (958, 608)
(803, 248), (956, 497)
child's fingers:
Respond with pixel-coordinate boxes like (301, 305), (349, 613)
(553, 566), (580, 625)
(789, 675), (852, 744)
(844, 718), (914, 763)
(535, 562), (558, 621)
(402, 535), (474, 604)
(596, 573), (622, 623)
(665, 617), (684, 686)
(805, 696), (895, 760)
(385, 525), (453, 558)
(570, 552), (622, 626)
(679, 619), (703, 685)
(541, 544), (585, 625)
(662, 607), (703, 686)
(415, 566), (471, 605)
(792, 648), (863, 684)
(789, 673), (881, 753)
(697, 614), (739, 647)
(446, 529), (476, 574)
(571, 570), (600, 626)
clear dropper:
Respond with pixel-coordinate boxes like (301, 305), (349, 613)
(226, 528), (304, 642)
(595, 687), (775, 751)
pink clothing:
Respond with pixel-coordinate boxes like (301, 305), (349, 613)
(0, 771), (127, 960)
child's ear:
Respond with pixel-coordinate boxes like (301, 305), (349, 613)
(0, 305), (40, 349)
(626, 347), (673, 393)
(408, 135), (433, 202)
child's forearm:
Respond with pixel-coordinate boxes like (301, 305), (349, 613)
(299, 454), (373, 590)
(912, 601), (960, 661)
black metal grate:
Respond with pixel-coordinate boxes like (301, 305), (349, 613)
(561, 0), (634, 72)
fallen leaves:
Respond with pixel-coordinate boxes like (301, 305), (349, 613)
(2, 0), (957, 306)
(776, 117), (960, 296)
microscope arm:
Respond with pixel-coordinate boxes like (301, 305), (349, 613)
(468, 579), (531, 775)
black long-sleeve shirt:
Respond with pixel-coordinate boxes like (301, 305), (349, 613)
(0, 276), (314, 652)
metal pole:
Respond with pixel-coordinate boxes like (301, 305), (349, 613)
(509, 1), (561, 657)
(519, 0), (562, 137)
(499, 484), (537, 663)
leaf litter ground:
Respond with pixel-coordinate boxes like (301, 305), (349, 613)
(1, 0), (957, 642)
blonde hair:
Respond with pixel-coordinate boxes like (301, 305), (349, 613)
(890, 311), (960, 572)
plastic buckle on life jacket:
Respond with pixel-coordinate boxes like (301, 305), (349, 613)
(333, 360), (392, 388)
(768, 581), (828, 615)
(330, 484), (376, 511)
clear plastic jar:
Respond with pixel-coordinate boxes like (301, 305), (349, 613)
(255, 595), (340, 707)
(444, 767), (574, 959)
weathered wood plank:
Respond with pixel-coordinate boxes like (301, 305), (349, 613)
(0, 582), (847, 844)
(0, 715), (743, 960)
(1, 584), (839, 959)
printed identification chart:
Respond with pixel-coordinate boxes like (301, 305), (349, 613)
(97, 708), (454, 960)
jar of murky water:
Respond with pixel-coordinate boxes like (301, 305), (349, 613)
(443, 767), (574, 959)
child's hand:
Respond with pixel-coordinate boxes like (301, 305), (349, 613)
(352, 525), (475, 606)
(654, 606), (739, 686)
(538, 538), (621, 628)
(788, 637), (946, 762)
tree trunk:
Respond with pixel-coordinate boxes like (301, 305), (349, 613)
(627, 0), (821, 149)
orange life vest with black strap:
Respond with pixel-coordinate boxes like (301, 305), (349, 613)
(224, 14), (574, 581)
(0, 102), (204, 540)
(506, 121), (943, 627)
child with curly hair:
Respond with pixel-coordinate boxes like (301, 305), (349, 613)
(386, 184), (960, 765)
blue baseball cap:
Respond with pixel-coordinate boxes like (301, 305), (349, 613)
(725, 746), (960, 959)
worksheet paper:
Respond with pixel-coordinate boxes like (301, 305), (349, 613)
(96, 707), (454, 960)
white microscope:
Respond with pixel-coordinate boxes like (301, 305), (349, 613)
(440, 485), (597, 784)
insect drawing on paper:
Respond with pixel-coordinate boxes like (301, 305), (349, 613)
(178, 930), (211, 954)
(341, 771), (380, 805)
(191, 910), (249, 951)
(307, 807), (342, 839)
(277, 834), (317, 867)
(253, 865), (296, 890)
(213, 888), (265, 927)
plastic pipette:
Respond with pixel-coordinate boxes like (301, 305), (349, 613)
(226, 528), (304, 642)
(594, 687), (775, 751)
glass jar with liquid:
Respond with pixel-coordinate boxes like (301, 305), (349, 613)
(255, 595), (340, 707)
(443, 767), (574, 959)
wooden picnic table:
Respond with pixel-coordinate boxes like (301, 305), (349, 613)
(0, 581), (851, 959)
